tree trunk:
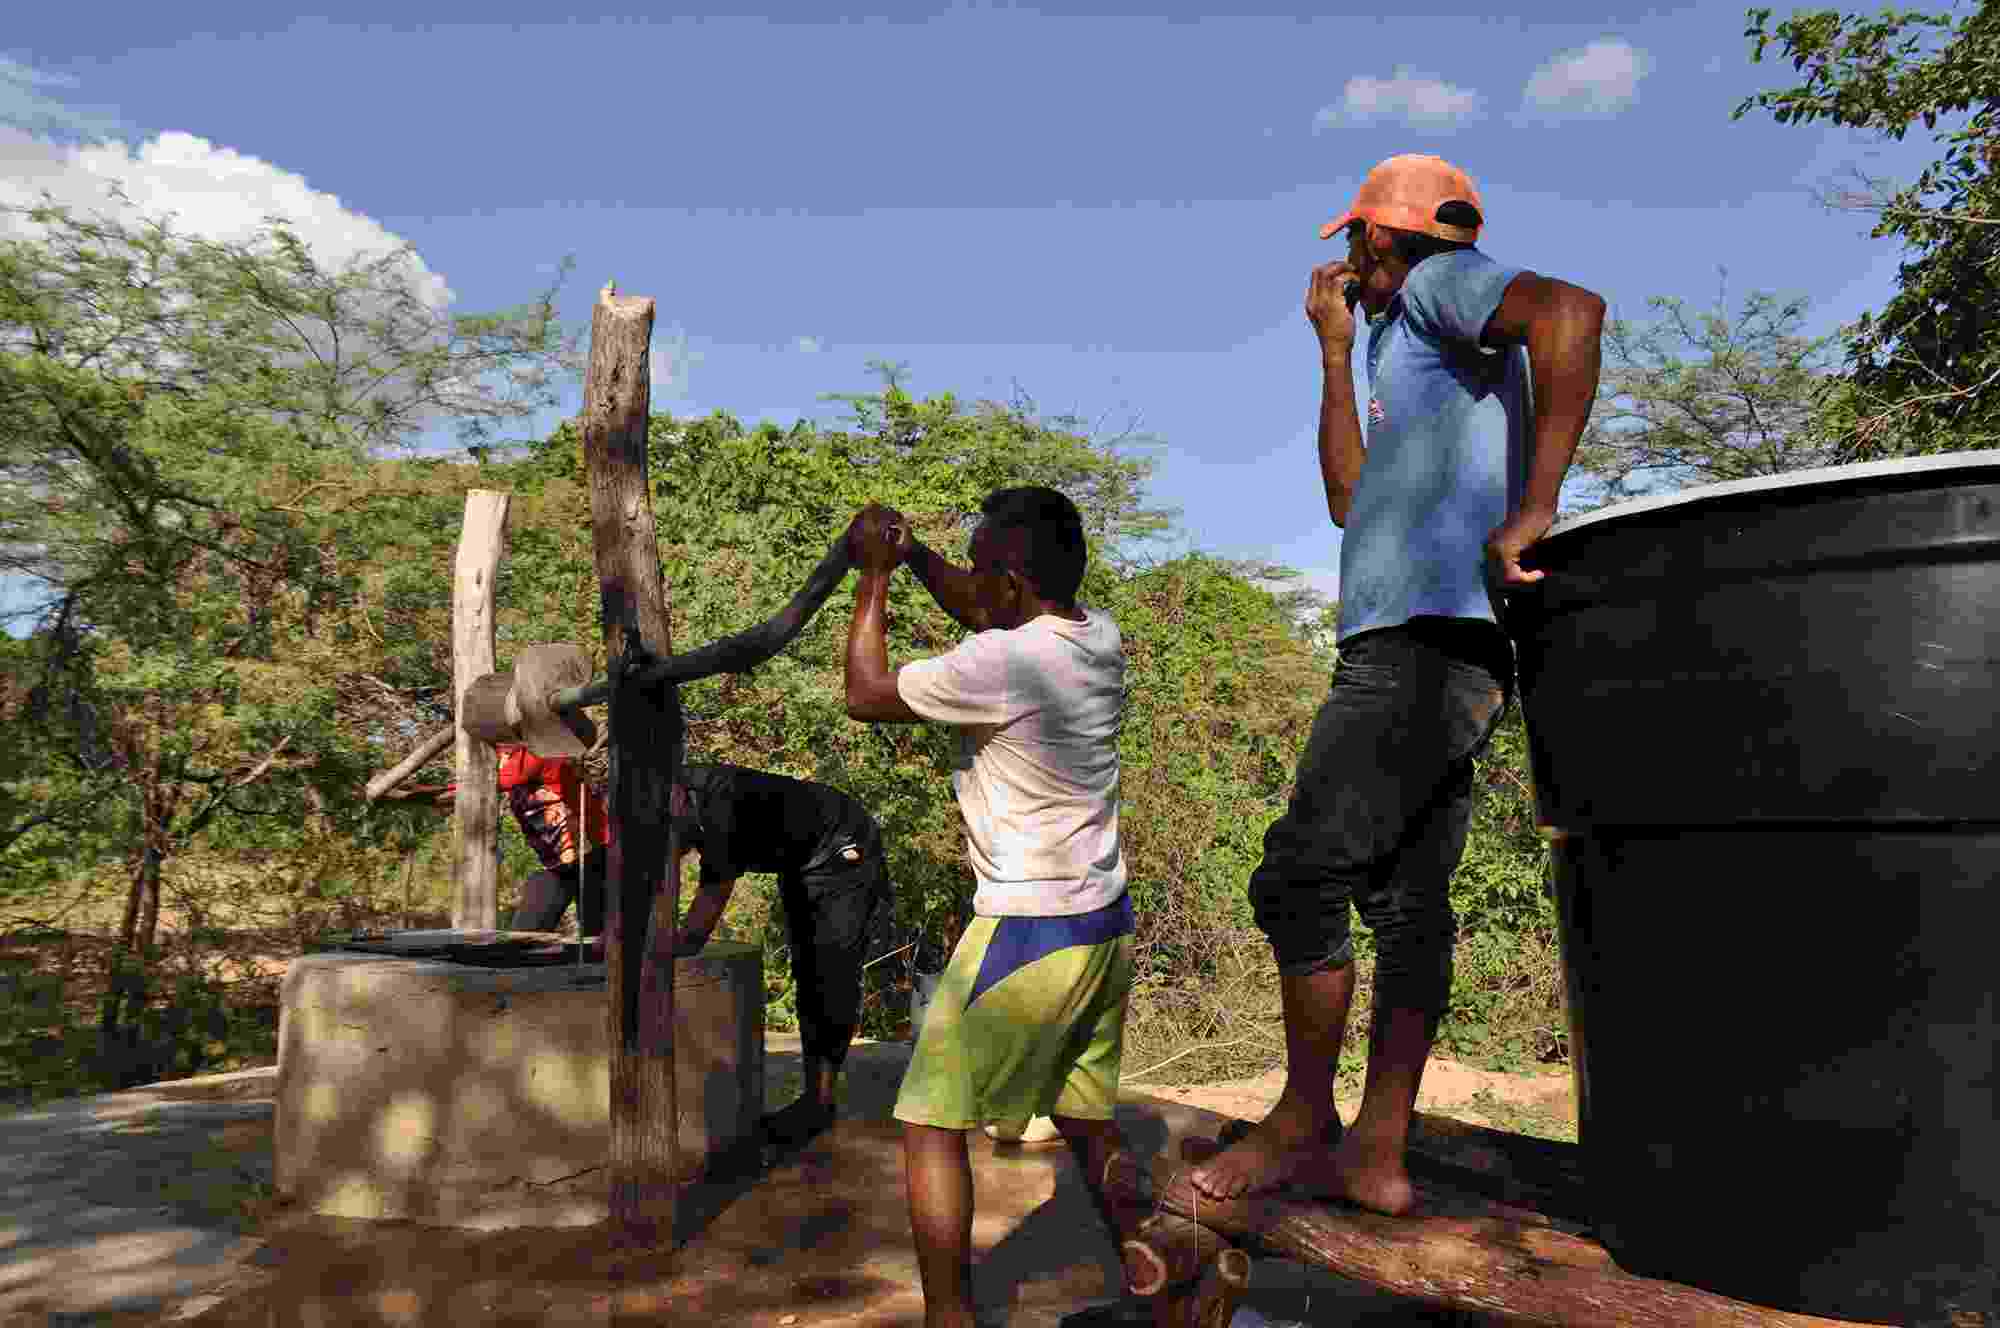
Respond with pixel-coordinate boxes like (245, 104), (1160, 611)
(451, 488), (510, 930)
(579, 282), (682, 1246)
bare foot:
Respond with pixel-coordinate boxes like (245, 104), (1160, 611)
(1187, 1094), (1337, 1200)
(1297, 1126), (1418, 1216)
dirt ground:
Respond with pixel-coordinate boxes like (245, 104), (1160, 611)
(118, 1039), (1570, 1328)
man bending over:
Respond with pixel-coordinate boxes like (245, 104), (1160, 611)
(666, 763), (893, 1151)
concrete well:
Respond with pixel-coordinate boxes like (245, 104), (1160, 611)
(273, 937), (762, 1229)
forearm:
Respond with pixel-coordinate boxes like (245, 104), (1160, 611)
(1317, 342), (1365, 527)
(1519, 295), (1606, 521)
(845, 569), (895, 699)
(904, 540), (988, 631)
(680, 874), (737, 935)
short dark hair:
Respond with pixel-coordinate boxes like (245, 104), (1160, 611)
(1386, 199), (1482, 266)
(978, 486), (1087, 605)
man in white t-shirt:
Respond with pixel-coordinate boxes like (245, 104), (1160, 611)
(842, 487), (1133, 1328)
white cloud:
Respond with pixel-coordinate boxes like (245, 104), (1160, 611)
(1518, 39), (1653, 124)
(0, 125), (452, 312)
(793, 335), (824, 354)
(1314, 68), (1484, 133)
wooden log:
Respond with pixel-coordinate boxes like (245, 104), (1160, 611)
(1193, 1106), (1593, 1229)
(1100, 1151), (1892, 1328)
(1176, 1133), (1588, 1237)
(1192, 1251), (1250, 1328)
(450, 488), (510, 930)
(364, 723), (455, 802)
(1123, 1211), (1228, 1297)
(579, 282), (681, 1247)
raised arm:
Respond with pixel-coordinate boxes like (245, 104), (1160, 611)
(1306, 260), (1366, 527)
(903, 537), (992, 632)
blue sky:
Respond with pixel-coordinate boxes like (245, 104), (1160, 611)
(1, 0), (1959, 622)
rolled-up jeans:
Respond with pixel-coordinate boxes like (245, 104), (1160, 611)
(1248, 615), (1511, 1023)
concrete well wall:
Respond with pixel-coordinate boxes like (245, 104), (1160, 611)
(273, 940), (762, 1229)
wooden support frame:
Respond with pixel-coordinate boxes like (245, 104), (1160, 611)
(577, 282), (683, 1246)
(450, 488), (510, 930)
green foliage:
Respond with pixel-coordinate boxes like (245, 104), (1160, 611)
(1577, 278), (1848, 499)
(1440, 708), (1563, 1069)
(1739, 2), (2000, 457)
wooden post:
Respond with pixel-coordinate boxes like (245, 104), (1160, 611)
(451, 488), (510, 930)
(578, 281), (682, 1245)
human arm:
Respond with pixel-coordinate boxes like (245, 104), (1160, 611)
(671, 850), (736, 955)
(1479, 272), (1608, 586)
(902, 538), (992, 632)
(1306, 260), (1366, 527)
(844, 503), (926, 724)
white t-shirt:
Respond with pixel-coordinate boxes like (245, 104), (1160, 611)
(896, 609), (1127, 917)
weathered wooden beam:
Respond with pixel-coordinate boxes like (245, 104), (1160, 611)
(1100, 1149), (1891, 1328)
(450, 488), (510, 930)
(578, 281), (681, 1247)
(364, 723), (456, 802)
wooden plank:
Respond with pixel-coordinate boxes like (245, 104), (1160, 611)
(577, 281), (682, 1246)
(363, 723), (455, 802)
(1100, 1150), (1895, 1328)
(450, 488), (510, 930)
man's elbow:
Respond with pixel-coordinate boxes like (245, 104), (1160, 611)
(1561, 284), (1608, 335)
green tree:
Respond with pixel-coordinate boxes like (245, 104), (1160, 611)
(0, 190), (580, 1085)
(1739, 2), (2000, 457)
(1575, 276), (1847, 499)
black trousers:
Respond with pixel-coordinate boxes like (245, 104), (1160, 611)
(509, 848), (607, 936)
(511, 832), (892, 1069)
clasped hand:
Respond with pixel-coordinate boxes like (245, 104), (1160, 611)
(846, 501), (912, 572)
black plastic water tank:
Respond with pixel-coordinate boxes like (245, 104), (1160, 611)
(1507, 453), (2000, 1326)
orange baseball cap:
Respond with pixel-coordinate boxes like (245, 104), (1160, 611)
(1319, 153), (1485, 244)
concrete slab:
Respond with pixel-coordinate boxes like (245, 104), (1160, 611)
(0, 1077), (276, 1323)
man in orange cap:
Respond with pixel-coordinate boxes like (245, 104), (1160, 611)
(1190, 154), (1606, 1213)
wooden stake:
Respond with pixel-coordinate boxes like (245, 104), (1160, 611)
(451, 488), (510, 930)
(578, 282), (681, 1246)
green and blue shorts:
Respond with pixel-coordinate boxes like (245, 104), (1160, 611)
(894, 893), (1134, 1129)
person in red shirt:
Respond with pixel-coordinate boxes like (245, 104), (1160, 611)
(394, 745), (613, 934)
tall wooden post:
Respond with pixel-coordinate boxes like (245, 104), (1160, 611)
(451, 488), (510, 931)
(578, 282), (682, 1244)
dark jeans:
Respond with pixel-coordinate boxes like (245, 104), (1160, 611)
(511, 848), (608, 935)
(1248, 616), (1512, 1021)
(782, 823), (892, 1069)
(514, 828), (893, 1071)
